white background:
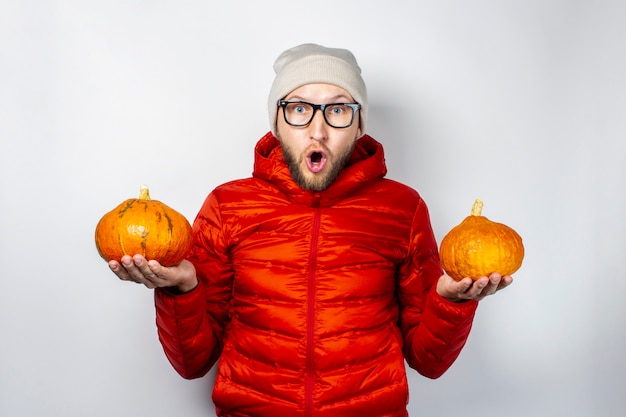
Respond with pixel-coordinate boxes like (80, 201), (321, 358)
(1, 1), (625, 416)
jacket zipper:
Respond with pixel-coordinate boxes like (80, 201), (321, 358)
(305, 196), (322, 417)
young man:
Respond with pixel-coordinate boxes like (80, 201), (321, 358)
(109, 44), (513, 417)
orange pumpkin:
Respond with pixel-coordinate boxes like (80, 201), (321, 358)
(439, 198), (524, 281)
(95, 185), (192, 266)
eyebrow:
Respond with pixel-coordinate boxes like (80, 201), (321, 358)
(286, 94), (353, 103)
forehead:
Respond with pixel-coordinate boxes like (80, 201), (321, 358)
(285, 83), (354, 102)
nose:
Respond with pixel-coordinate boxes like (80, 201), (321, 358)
(309, 108), (328, 142)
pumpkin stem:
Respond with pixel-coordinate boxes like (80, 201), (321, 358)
(471, 198), (483, 216)
(139, 184), (151, 201)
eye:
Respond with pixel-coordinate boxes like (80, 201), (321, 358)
(328, 105), (347, 115)
(286, 102), (311, 114)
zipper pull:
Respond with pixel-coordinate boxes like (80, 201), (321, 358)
(312, 192), (322, 208)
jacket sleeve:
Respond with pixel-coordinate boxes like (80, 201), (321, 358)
(398, 198), (478, 379)
(154, 191), (233, 379)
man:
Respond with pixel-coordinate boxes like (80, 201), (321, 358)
(109, 43), (512, 417)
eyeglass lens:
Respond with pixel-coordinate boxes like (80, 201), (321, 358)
(282, 102), (357, 128)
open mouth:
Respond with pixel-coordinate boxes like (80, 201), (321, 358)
(306, 150), (328, 173)
(310, 152), (323, 164)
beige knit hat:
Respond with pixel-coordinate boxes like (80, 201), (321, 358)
(268, 43), (367, 136)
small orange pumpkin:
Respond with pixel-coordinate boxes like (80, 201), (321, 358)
(95, 185), (192, 266)
(439, 198), (524, 281)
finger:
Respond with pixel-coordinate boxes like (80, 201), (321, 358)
(147, 260), (179, 287)
(492, 275), (513, 293)
(488, 272), (501, 281)
(481, 273), (502, 296)
(487, 272), (515, 293)
(116, 255), (150, 284)
(131, 255), (153, 275)
(108, 260), (132, 281)
(500, 274), (514, 287)
(116, 256), (145, 283)
(456, 277), (474, 294)
(475, 274), (514, 300)
(131, 255), (161, 287)
(465, 277), (490, 300)
(146, 259), (167, 278)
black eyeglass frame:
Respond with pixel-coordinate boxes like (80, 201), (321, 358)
(277, 100), (361, 129)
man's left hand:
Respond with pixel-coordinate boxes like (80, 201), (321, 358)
(437, 272), (513, 302)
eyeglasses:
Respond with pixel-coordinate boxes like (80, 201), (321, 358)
(278, 100), (361, 129)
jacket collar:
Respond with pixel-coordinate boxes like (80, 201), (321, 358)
(253, 132), (388, 207)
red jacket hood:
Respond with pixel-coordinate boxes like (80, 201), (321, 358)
(252, 132), (388, 207)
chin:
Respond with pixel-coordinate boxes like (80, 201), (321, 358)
(297, 173), (329, 191)
(296, 166), (339, 191)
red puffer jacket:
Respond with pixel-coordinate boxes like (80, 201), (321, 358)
(155, 133), (478, 417)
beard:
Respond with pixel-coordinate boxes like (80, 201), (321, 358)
(280, 141), (356, 191)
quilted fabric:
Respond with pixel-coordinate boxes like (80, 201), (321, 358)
(154, 132), (478, 416)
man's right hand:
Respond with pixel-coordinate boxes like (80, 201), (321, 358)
(108, 255), (198, 293)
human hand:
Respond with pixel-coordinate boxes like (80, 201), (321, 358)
(436, 272), (513, 302)
(108, 255), (198, 293)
